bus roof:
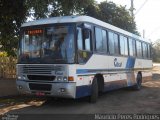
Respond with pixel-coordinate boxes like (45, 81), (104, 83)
(22, 16), (150, 43)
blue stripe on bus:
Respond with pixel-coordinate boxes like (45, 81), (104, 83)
(76, 85), (91, 98)
(76, 68), (131, 74)
(75, 80), (128, 98)
(76, 69), (109, 74)
(125, 57), (136, 69)
(76, 69), (89, 74)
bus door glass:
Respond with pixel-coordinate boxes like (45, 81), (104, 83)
(77, 25), (92, 64)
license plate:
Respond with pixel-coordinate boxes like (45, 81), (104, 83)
(36, 92), (45, 96)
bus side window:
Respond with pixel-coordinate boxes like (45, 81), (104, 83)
(120, 35), (128, 56)
(95, 27), (107, 53)
(108, 31), (119, 55)
(108, 32), (114, 54)
(136, 40), (142, 58)
(128, 38), (136, 57)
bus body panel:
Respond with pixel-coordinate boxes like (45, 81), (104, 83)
(71, 54), (152, 98)
(16, 55), (152, 99)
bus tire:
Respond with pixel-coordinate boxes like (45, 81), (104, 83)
(133, 73), (142, 90)
(89, 78), (98, 103)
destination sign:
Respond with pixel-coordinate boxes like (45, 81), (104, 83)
(26, 29), (43, 35)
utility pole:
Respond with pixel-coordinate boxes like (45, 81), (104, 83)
(143, 29), (145, 38)
(130, 0), (134, 23)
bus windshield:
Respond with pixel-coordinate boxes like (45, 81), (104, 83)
(19, 24), (75, 64)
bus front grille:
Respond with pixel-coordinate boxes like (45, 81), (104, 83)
(18, 65), (62, 75)
(29, 83), (52, 91)
(27, 75), (56, 81)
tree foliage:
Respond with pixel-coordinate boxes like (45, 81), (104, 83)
(0, 0), (94, 56)
(84, 1), (139, 35)
(25, 0), (94, 18)
(0, 0), (139, 56)
(0, 0), (26, 55)
(0, 51), (7, 57)
(152, 39), (160, 62)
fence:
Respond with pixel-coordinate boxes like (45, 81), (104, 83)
(0, 57), (17, 79)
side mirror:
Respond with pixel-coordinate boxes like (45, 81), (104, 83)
(83, 29), (90, 39)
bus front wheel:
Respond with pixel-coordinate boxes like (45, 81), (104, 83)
(89, 78), (98, 103)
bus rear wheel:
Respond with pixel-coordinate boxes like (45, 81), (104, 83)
(89, 78), (98, 103)
(133, 73), (142, 90)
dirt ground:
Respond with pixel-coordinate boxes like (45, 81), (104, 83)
(0, 65), (160, 116)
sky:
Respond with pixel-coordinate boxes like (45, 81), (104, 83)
(96, 0), (160, 43)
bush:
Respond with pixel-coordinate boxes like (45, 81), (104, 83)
(0, 52), (8, 57)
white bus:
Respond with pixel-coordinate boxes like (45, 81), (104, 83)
(16, 16), (152, 102)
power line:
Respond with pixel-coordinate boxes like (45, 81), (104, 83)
(147, 27), (160, 38)
(135, 0), (148, 15)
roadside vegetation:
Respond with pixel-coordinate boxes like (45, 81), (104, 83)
(0, 0), (159, 62)
(0, 0), (137, 56)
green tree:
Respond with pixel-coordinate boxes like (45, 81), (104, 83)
(49, 0), (94, 17)
(25, 0), (94, 18)
(0, 0), (94, 56)
(152, 39), (160, 62)
(0, 0), (27, 56)
(84, 4), (100, 20)
(84, 1), (139, 35)
(25, 0), (51, 19)
(0, 0), (139, 56)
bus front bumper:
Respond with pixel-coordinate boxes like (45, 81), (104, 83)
(16, 80), (76, 98)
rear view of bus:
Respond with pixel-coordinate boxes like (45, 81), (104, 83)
(16, 16), (152, 103)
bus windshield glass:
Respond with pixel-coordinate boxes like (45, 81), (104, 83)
(19, 24), (75, 64)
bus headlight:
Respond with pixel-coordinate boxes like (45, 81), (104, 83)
(57, 76), (62, 81)
(17, 76), (22, 80)
(18, 85), (23, 89)
(23, 76), (26, 80)
(17, 75), (26, 80)
(57, 76), (68, 82)
(63, 77), (67, 81)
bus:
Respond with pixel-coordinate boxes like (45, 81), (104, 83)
(16, 16), (152, 103)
